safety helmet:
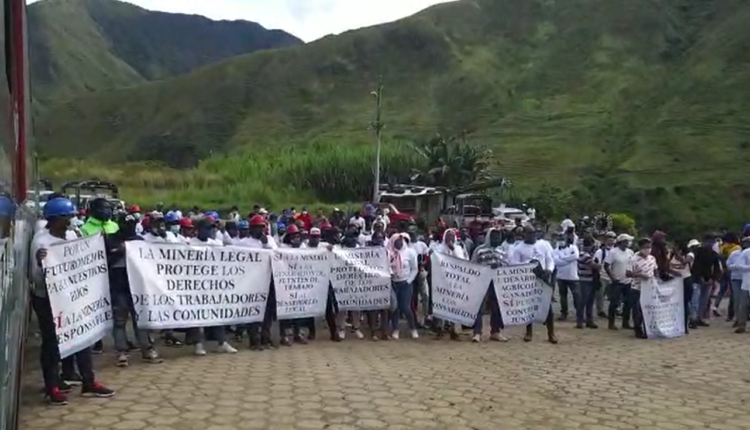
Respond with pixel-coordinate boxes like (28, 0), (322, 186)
(286, 224), (300, 235)
(0, 196), (15, 218)
(179, 218), (194, 228)
(237, 220), (250, 230)
(320, 221), (332, 230)
(165, 211), (180, 223)
(249, 215), (266, 227)
(43, 198), (77, 219)
(128, 205), (141, 214)
(204, 211), (220, 220)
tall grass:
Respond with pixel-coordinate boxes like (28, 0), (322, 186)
(39, 140), (424, 210)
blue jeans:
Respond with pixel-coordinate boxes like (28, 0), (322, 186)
(577, 281), (595, 324)
(473, 283), (504, 335)
(731, 279), (744, 322)
(390, 280), (416, 331)
(692, 280), (712, 321)
(558, 279), (580, 317)
(608, 282), (631, 326)
(111, 290), (152, 352)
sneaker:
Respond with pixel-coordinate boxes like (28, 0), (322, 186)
(217, 342), (238, 353)
(58, 381), (73, 394)
(116, 353), (129, 367)
(45, 387), (68, 406)
(586, 322), (599, 329)
(556, 314), (568, 322)
(81, 382), (115, 398)
(142, 349), (163, 364)
(575, 323), (584, 329)
(92, 341), (104, 354)
(126, 341), (140, 352)
(735, 327), (746, 334)
(353, 329), (364, 340)
(194, 342), (207, 356)
(471, 334), (481, 343)
(293, 335), (308, 345)
(490, 332), (509, 342)
(713, 307), (721, 317)
(597, 311), (607, 319)
(61, 373), (83, 386)
(410, 330), (419, 339)
(391, 330), (400, 340)
(338, 329), (346, 340)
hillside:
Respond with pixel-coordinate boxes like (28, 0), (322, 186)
(35, 0), (750, 231)
(28, 0), (302, 101)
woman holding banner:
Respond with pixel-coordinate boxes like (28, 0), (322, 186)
(388, 233), (420, 340)
(432, 229), (466, 341)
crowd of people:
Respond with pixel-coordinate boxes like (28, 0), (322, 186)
(3, 192), (749, 408)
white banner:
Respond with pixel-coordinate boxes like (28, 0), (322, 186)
(126, 242), (272, 329)
(330, 247), (391, 311)
(272, 248), (331, 319)
(640, 277), (685, 339)
(44, 234), (112, 358)
(494, 264), (553, 326)
(430, 252), (492, 326)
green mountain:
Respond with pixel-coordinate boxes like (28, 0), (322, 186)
(29, 0), (302, 101)
(35, 0), (750, 231)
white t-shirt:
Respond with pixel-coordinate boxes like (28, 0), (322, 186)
(604, 247), (633, 284)
(560, 218), (575, 232)
(349, 216), (365, 230)
(237, 236), (276, 249)
(630, 253), (657, 291)
(30, 230), (78, 295)
(410, 240), (429, 256)
(188, 237), (223, 246)
(392, 247), (418, 283)
(554, 245), (580, 281)
(508, 241), (555, 272)
(593, 247), (612, 281)
(143, 232), (181, 243)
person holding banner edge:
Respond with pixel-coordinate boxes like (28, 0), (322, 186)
(470, 227), (510, 343)
(432, 228), (467, 340)
(278, 224), (310, 346)
(30, 197), (115, 405)
(507, 225), (558, 344)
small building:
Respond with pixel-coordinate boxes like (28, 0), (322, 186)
(379, 184), (447, 222)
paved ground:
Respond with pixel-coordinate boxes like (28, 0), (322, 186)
(18, 316), (750, 430)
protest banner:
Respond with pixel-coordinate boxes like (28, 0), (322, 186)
(126, 242), (272, 329)
(640, 277), (685, 339)
(430, 252), (492, 326)
(330, 247), (391, 311)
(272, 248), (331, 319)
(43, 234), (112, 358)
(494, 264), (552, 326)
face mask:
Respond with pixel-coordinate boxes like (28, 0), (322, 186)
(170, 225), (180, 234)
(67, 218), (76, 230)
(133, 213), (141, 220)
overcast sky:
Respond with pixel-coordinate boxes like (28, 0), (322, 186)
(28, 0), (455, 42)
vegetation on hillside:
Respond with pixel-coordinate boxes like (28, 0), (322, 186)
(35, 0), (750, 233)
(29, 0), (302, 101)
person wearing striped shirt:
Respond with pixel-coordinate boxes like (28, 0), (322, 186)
(627, 238), (658, 339)
(577, 238), (598, 329)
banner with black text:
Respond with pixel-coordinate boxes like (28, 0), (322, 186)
(330, 247), (391, 311)
(494, 264), (553, 326)
(430, 252), (492, 326)
(272, 248), (331, 319)
(126, 242), (272, 329)
(44, 234), (112, 358)
(640, 278), (685, 339)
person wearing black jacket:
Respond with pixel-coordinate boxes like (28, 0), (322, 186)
(107, 214), (163, 367)
(691, 234), (723, 327)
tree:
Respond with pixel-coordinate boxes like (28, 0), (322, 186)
(410, 133), (491, 188)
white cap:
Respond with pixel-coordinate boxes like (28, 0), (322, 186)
(687, 239), (700, 248)
(616, 234), (634, 243)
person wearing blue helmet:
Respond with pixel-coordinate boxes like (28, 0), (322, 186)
(0, 195), (15, 239)
(164, 211), (181, 236)
(30, 197), (115, 405)
(237, 220), (250, 239)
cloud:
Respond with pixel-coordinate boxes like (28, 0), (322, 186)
(28, 0), (456, 42)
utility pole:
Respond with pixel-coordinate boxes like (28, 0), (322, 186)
(370, 76), (384, 203)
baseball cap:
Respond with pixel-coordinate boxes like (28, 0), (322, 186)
(309, 227), (321, 237)
(616, 234), (634, 243)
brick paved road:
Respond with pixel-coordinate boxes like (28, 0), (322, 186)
(18, 319), (750, 430)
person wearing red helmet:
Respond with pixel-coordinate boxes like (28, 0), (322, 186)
(178, 217), (195, 243)
(237, 214), (277, 350)
(279, 224), (309, 346)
